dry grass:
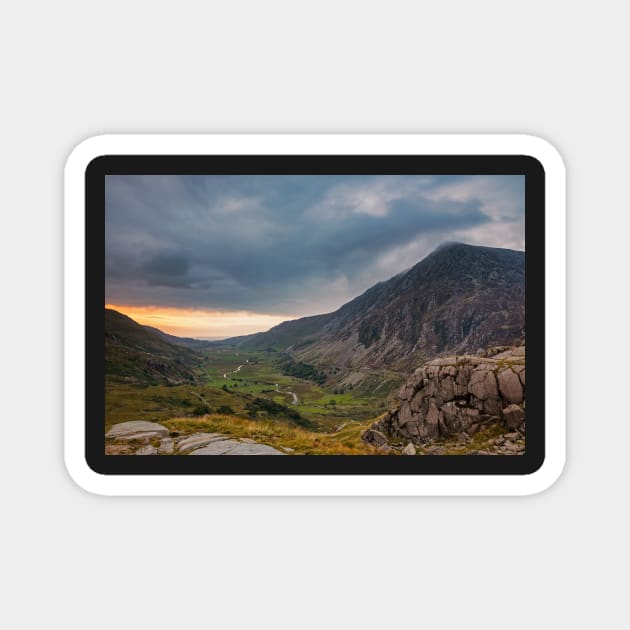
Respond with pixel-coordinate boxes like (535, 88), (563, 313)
(161, 414), (383, 455)
(429, 422), (509, 454)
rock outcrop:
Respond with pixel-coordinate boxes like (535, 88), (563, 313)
(363, 346), (525, 448)
(105, 421), (285, 455)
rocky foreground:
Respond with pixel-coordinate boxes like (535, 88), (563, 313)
(105, 420), (285, 455)
(363, 346), (525, 455)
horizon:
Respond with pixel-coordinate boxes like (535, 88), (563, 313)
(107, 242), (524, 340)
(106, 175), (525, 338)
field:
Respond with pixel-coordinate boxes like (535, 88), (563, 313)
(105, 347), (406, 453)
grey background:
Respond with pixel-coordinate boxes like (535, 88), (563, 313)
(1, 1), (627, 629)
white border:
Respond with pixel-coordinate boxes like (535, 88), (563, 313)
(64, 134), (565, 496)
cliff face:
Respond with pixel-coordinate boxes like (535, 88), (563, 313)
(363, 346), (525, 448)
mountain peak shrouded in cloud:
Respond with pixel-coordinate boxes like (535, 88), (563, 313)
(106, 175), (524, 337)
(433, 240), (465, 252)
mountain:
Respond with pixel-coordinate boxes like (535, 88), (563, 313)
(105, 308), (203, 385)
(234, 243), (525, 372)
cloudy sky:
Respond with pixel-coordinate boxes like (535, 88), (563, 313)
(106, 174), (524, 338)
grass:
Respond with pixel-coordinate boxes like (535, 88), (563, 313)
(106, 346), (405, 452)
(424, 422), (509, 455)
(105, 380), (252, 430)
(161, 414), (383, 455)
(200, 348), (400, 428)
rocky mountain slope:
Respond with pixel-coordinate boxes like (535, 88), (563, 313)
(234, 243), (525, 372)
(105, 308), (202, 385)
(363, 345), (525, 453)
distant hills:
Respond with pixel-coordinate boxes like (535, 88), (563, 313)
(143, 325), (215, 350)
(105, 309), (202, 385)
(229, 243), (525, 371)
(106, 243), (525, 382)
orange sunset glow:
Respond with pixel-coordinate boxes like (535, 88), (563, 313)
(106, 304), (295, 339)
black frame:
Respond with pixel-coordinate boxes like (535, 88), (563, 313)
(87, 155), (544, 476)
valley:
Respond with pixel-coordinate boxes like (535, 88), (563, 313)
(104, 243), (526, 456)
(106, 344), (406, 454)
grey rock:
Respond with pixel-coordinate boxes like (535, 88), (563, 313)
(502, 442), (523, 452)
(401, 442), (416, 455)
(361, 346), (526, 448)
(229, 442), (285, 455)
(404, 420), (421, 437)
(189, 440), (284, 455)
(158, 438), (174, 454)
(106, 421), (169, 441)
(424, 445), (446, 455)
(456, 365), (471, 385)
(426, 402), (440, 437)
(136, 445), (158, 455)
(425, 364), (441, 379)
(468, 368), (498, 400)
(454, 382), (469, 397)
(438, 376), (455, 403)
(399, 401), (414, 426)
(362, 429), (390, 447)
(503, 404), (526, 430)
(177, 433), (227, 453)
(483, 396), (503, 416)
(409, 389), (425, 412)
(497, 368), (523, 404)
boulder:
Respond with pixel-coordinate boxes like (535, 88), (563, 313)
(438, 376), (455, 403)
(401, 442), (416, 455)
(497, 368), (523, 404)
(136, 445), (158, 455)
(362, 429), (389, 448)
(483, 396), (503, 416)
(106, 421), (169, 442)
(177, 433), (228, 453)
(503, 404), (525, 430)
(468, 368), (498, 400)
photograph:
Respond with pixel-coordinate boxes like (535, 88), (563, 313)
(104, 174), (526, 456)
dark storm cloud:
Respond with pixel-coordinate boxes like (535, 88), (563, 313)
(105, 174), (524, 315)
(142, 252), (191, 287)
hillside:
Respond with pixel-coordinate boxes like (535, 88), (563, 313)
(233, 243), (525, 372)
(105, 308), (203, 385)
(143, 325), (215, 350)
